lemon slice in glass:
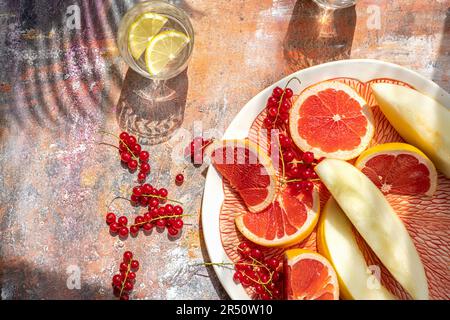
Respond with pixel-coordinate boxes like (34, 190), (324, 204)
(128, 12), (168, 60)
(145, 30), (190, 76)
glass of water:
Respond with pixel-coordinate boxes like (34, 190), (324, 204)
(312, 0), (356, 9)
(117, 0), (194, 81)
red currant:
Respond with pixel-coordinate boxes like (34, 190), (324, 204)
(172, 219), (183, 229)
(130, 194), (140, 204)
(123, 251), (133, 262)
(142, 184), (152, 194)
(279, 134), (291, 148)
(165, 204), (174, 214)
(233, 271), (242, 282)
(106, 212), (116, 224)
(156, 219), (166, 228)
(158, 207), (166, 216)
(283, 151), (295, 162)
(149, 198), (159, 208)
(119, 227), (129, 237)
(127, 136), (137, 147)
(127, 272), (136, 280)
(272, 86), (283, 98)
(119, 132), (129, 141)
(267, 107), (278, 118)
(132, 144), (141, 155)
(130, 260), (139, 270)
(118, 216), (128, 226)
(132, 186), (142, 196)
(175, 174), (184, 185)
(303, 181), (313, 191)
(302, 167), (314, 179)
(124, 281), (133, 291)
(267, 96), (278, 107)
(120, 152), (132, 163)
(110, 222), (120, 233)
(285, 88), (293, 98)
(263, 117), (273, 128)
(254, 284), (265, 294)
(265, 257), (280, 270)
(302, 151), (314, 164)
(143, 223), (153, 231)
(139, 150), (149, 162)
(250, 248), (263, 260)
(130, 225), (139, 236)
(158, 188), (168, 198)
(140, 162), (150, 174)
(173, 205), (183, 215)
(128, 160), (138, 170)
(137, 172), (146, 182)
(112, 274), (122, 287)
(120, 262), (128, 272)
(168, 227), (179, 236)
(120, 293), (129, 300)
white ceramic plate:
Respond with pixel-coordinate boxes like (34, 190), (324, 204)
(201, 59), (450, 300)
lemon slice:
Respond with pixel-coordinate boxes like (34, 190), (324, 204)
(128, 12), (168, 60)
(145, 30), (190, 75)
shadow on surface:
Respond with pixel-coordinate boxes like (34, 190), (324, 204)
(0, 260), (106, 299)
(432, 7), (449, 92)
(0, 0), (137, 129)
(116, 68), (188, 146)
(283, 0), (356, 72)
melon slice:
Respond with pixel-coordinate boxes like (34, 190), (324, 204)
(315, 159), (429, 300)
(318, 198), (396, 300)
(371, 83), (450, 178)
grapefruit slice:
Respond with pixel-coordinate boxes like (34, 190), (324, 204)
(284, 249), (339, 300)
(355, 143), (438, 196)
(210, 139), (277, 213)
(289, 80), (374, 160)
(235, 186), (320, 247)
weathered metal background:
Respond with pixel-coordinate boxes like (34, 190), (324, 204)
(0, 0), (448, 299)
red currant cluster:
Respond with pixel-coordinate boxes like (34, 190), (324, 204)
(263, 86), (294, 129)
(112, 251), (139, 300)
(233, 242), (283, 300)
(185, 136), (213, 164)
(118, 131), (150, 182)
(105, 183), (186, 238)
(277, 133), (322, 196)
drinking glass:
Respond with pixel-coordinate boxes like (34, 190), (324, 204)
(312, 0), (356, 9)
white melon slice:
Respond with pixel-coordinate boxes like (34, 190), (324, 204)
(315, 159), (429, 300)
(317, 197), (396, 300)
(371, 83), (450, 178)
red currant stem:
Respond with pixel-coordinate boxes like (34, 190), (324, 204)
(197, 262), (236, 271)
(289, 160), (317, 166)
(97, 141), (119, 150)
(278, 136), (286, 180)
(131, 214), (193, 228)
(98, 130), (139, 161)
(284, 178), (321, 183)
(273, 77), (301, 124)
(119, 260), (131, 299)
(141, 194), (183, 205)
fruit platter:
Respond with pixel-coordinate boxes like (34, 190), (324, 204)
(201, 59), (450, 300)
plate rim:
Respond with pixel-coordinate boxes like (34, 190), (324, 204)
(201, 58), (450, 300)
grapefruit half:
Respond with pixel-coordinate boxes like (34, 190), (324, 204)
(284, 249), (339, 300)
(210, 139), (277, 213)
(235, 186), (320, 247)
(289, 80), (374, 160)
(355, 142), (438, 196)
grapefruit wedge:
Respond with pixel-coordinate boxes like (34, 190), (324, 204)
(235, 186), (320, 247)
(289, 80), (374, 160)
(210, 139), (277, 213)
(355, 143), (438, 196)
(284, 249), (339, 300)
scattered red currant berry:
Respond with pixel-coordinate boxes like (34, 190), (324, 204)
(175, 173), (184, 185)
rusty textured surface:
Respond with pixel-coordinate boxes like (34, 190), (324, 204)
(0, 0), (448, 299)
